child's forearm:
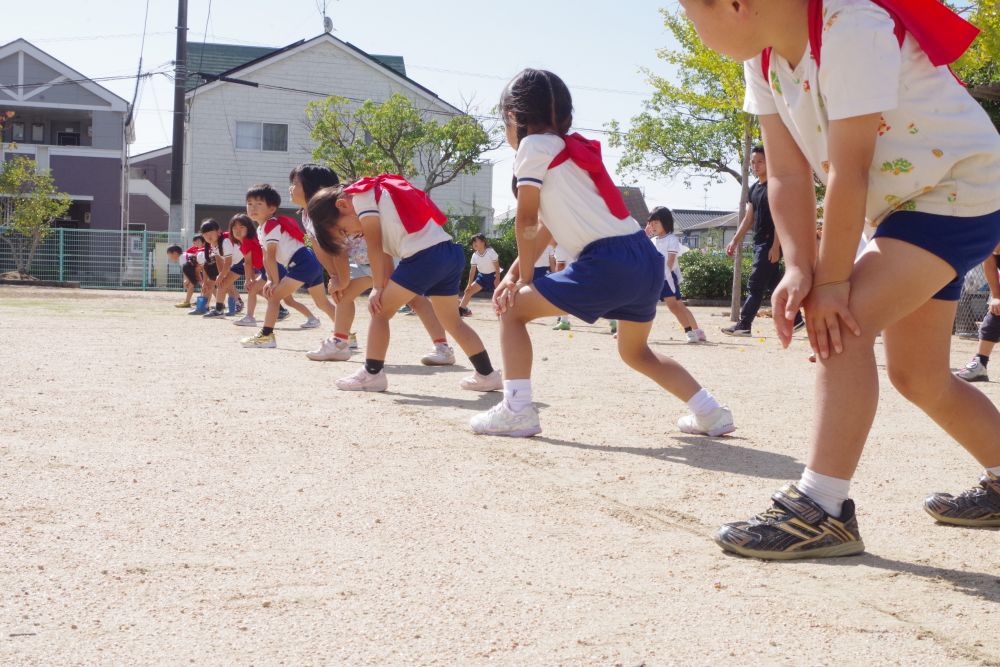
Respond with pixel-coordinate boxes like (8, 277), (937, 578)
(264, 255), (280, 285)
(815, 171), (868, 285)
(768, 174), (817, 272)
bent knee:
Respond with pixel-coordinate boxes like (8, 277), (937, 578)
(887, 364), (950, 404)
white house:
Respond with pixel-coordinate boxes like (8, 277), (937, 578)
(134, 33), (494, 241)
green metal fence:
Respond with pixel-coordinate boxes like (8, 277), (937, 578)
(0, 227), (186, 290)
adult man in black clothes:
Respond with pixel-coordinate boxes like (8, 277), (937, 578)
(723, 145), (804, 336)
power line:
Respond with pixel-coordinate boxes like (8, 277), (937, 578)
(406, 63), (649, 97)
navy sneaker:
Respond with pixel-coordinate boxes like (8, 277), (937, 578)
(716, 484), (865, 560)
(924, 472), (1000, 527)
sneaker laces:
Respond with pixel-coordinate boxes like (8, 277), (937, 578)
(965, 359), (980, 370)
(753, 503), (792, 524)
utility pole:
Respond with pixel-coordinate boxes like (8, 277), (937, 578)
(169, 0), (188, 238)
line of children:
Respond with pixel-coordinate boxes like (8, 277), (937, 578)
(239, 184), (338, 349)
(307, 174), (502, 393)
(467, 68), (735, 439)
(459, 234), (502, 316)
(287, 164), (458, 365)
(681, 0), (1000, 559)
(646, 207), (706, 343)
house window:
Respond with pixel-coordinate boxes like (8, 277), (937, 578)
(11, 121), (24, 141)
(31, 123), (44, 142)
(235, 122), (288, 152)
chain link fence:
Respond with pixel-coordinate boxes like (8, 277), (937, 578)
(0, 227), (186, 290)
(955, 261), (990, 339)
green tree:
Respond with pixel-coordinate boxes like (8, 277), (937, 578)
(609, 9), (758, 318)
(952, 1), (1000, 126)
(0, 156), (71, 278)
(305, 92), (501, 194)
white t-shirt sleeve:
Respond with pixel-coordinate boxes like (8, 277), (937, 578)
(353, 189), (380, 219)
(664, 235), (681, 255)
(818, 4), (901, 120)
(222, 237), (235, 258)
(743, 57), (779, 116)
(262, 224), (281, 246)
(485, 248), (499, 264)
(195, 251), (206, 265)
(513, 134), (562, 189)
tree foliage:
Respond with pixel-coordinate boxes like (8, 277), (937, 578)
(952, 1), (1000, 126)
(0, 156), (71, 278)
(305, 92), (501, 193)
(608, 9), (757, 188)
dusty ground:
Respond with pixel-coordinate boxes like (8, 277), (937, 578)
(1, 286), (998, 666)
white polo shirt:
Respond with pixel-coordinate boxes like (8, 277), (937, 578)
(743, 0), (1000, 225)
(262, 219), (305, 266)
(220, 235), (244, 265)
(471, 247), (499, 273)
(352, 188), (452, 259)
(514, 133), (640, 259)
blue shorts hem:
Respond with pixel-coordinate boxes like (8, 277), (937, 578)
(391, 241), (463, 297)
(285, 247), (324, 289)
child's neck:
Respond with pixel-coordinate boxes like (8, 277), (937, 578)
(761, 0), (811, 68)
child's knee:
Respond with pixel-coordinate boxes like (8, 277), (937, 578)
(617, 342), (651, 370)
(887, 363), (948, 405)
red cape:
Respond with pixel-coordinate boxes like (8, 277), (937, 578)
(548, 133), (630, 220)
(262, 216), (305, 243)
(344, 174), (447, 234)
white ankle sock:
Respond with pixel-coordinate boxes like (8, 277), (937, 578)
(686, 388), (721, 418)
(986, 465), (1000, 477)
(798, 468), (851, 517)
(504, 379), (532, 412)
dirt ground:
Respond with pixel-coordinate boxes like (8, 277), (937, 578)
(2, 286), (998, 666)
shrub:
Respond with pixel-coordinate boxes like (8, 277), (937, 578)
(678, 250), (752, 300)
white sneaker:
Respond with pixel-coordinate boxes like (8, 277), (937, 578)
(677, 406), (735, 437)
(956, 358), (989, 382)
(470, 400), (542, 437)
(300, 316), (321, 329)
(686, 330), (700, 344)
(421, 343), (456, 366)
(459, 369), (502, 392)
(335, 366), (388, 392)
(696, 328), (707, 342)
(306, 337), (351, 361)
(233, 315), (258, 327)
(348, 332), (359, 350)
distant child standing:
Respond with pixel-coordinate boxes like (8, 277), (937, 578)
(683, 0), (1000, 559)
(459, 234), (502, 316)
(306, 174), (502, 392)
(646, 207), (706, 343)
(239, 184), (337, 349)
(470, 69), (735, 438)
(956, 243), (1000, 382)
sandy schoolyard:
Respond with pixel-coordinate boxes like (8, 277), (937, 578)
(1, 286), (998, 666)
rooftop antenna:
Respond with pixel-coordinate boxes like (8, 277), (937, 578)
(318, 0), (338, 33)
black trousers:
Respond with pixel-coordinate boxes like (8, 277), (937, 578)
(738, 243), (781, 329)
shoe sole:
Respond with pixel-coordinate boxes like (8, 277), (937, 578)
(472, 426), (542, 437)
(721, 331), (751, 337)
(300, 323), (321, 329)
(923, 507), (1000, 527)
(241, 343), (276, 349)
(336, 384), (387, 392)
(715, 537), (865, 560)
(678, 422), (736, 437)
(233, 322), (258, 327)
(421, 358), (456, 366)
(306, 354), (351, 362)
(956, 375), (989, 383)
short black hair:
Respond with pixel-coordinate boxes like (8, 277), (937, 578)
(199, 218), (220, 234)
(306, 185), (348, 256)
(648, 206), (675, 234)
(167, 244), (183, 254)
(192, 235), (205, 244)
(289, 163), (339, 201)
(752, 145), (765, 156)
(470, 233), (488, 247)
(246, 183), (281, 208)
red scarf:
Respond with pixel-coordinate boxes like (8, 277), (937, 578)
(548, 133), (630, 220)
(239, 237), (264, 269)
(761, 0), (979, 79)
(262, 215), (306, 243)
(343, 174), (447, 234)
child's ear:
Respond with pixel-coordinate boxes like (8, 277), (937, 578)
(335, 196), (353, 214)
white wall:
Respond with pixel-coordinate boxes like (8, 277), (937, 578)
(182, 38), (493, 237)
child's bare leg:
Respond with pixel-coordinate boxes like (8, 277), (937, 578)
(282, 294), (313, 318)
(616, 319), (702, 400)
(884, 300), (1000, 467)
(410, 295), (447, 341)
(459, 283), (482, 309)
(665, 297), (698, 330)
(428, 295), (486, 355)
(365, 281), (415, 361)
(807, 238), (959, 480)
(265, 278), (303, 328)
(246, 281), (261, 317)
(497, 287), (565, 379)
(307, 284), (338, 325)
(333, 277), (372, 335)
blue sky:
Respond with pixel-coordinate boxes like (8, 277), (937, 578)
(7, 0), (743, 217)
